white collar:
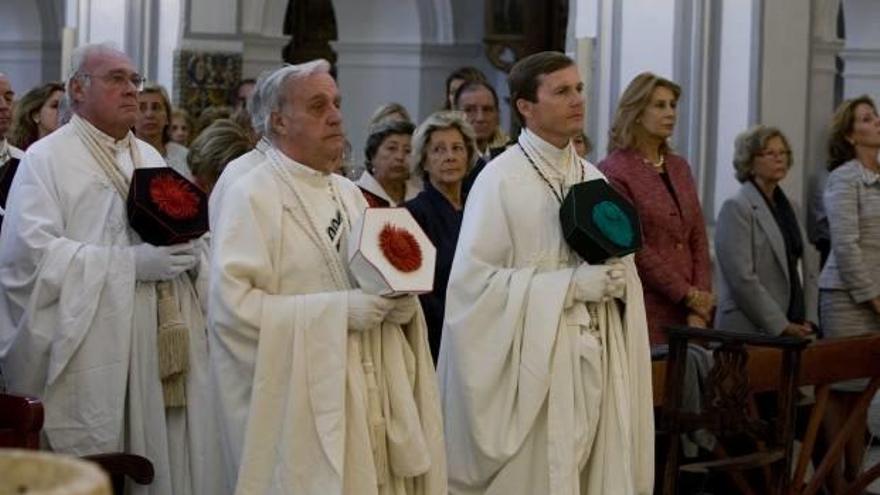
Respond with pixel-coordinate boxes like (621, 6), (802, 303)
(355, 170), (392, 203)
(519, 128), (576, 178)
(267, 146), (332, 187)
(72, 114), (134, 153)
(0, 139), (23, 163)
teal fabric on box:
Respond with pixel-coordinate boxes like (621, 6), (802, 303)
(592, 200), (634, 248)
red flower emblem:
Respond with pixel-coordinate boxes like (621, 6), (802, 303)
(379, 223), (422, 273)
(149, 173), (200, 220)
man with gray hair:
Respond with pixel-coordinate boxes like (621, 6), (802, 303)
(0, 43), (222, 494)
(208, 60), (446, 494)
(0, 72), (24, 223)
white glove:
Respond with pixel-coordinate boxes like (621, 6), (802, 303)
(386, 295), (420, 325)
(570, 260), (627, 303)
(133, 242), (198, 282)
(347, 290), (395, 332)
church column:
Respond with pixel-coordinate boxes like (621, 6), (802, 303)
(807, 0), (844, 173)
(334, 41), (485, 171)
(759, 0), (812, 206)
(840, 0), (880, 100)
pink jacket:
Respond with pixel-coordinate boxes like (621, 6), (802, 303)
(599, 149), (712, 345)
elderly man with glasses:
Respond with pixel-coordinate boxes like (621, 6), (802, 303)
(0, 42), (222, 494)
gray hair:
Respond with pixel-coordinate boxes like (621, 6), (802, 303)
(411, 111), (478, 179)
(261, 59), (333, 139)
(248, 65), (284, 137)
(732, 125), (793, 183)
(65, 41), (124, 109)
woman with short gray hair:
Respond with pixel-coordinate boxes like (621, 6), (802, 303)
(715, 125), (814, 338)
(405, 111), (476, 360)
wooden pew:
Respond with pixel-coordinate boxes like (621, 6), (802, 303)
(652, 333), (880, 494)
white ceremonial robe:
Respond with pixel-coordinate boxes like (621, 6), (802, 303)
(208, 138), (270, 229)
(439, 139), (654, 495)
(164, 141), (193, 181)
(209, 147), (446, 495)
(0, 121), (223, 495)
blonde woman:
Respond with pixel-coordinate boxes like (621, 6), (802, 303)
(8, 82), (64, 150)
(134, 83), (191, 179)
(598, 72), (713, 345)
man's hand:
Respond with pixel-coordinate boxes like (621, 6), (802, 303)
(386, 295), (420, 325)
(133, 242), (198, 282)
(570, 260), (627, 303)
(347, 290), (395, 332)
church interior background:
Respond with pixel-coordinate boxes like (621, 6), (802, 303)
(0, 0), (879, 226)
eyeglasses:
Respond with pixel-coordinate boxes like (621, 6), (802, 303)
(757, 150), (790, 159)
(79, 71), (146, 91)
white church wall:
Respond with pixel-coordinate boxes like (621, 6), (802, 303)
(619, 0), (676, 85)
(156, 0), (184, 91)
(841, 0), (880, 101)
(0, 2), (44, 93)
(712, 0), (757, 219)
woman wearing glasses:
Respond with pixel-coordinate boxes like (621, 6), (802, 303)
(714, 125), (815, 338)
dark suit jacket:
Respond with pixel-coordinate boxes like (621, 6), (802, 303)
(404, 182), (464, 361)
(599, 149), (712, 345)
(461, 145), (508, 197)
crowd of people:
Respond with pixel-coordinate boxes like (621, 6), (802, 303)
(0, 40), (878, 494)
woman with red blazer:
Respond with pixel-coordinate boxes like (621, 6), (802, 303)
(599, 73), (714, 346)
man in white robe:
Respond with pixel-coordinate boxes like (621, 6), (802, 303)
(439, 51), (654, 494)
(208, 65), (277, 230)
(209, 60), (446, 495)
(0, 43), (223, 494)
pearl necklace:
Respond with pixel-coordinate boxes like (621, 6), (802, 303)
(642, 154), (665, 170)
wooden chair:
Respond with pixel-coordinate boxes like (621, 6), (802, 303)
(0, 392), (154, 494)
(653, 332), (880, 495)
(659, 326), (808, 495)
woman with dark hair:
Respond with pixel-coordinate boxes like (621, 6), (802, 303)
(405, 111), (475, 360)
(598, 72), (713, 345)
(134, 83), (192, 180)
(817, 94), (880, 491)
(8, 82), (64, 150)
(355, 119), (419, 207)
(715, 125), (815, 338)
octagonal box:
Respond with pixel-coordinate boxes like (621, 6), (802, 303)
(559, 179), (642, 264)
(348, 208), (437, 296)
(127, 167), (209, 246)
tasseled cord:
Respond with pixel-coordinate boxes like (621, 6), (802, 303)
(362, 329), (389, 484)
(156, 280), (189, 408)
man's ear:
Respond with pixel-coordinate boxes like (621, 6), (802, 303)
(516, 98), (533, 123)
(69, 77), (86, 106)
(270, 110), (286, 137)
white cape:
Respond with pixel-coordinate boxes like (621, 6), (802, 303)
(0, 122), (223, 494)
(209, 152), (446, 494)
(439, 145), (654, 494)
